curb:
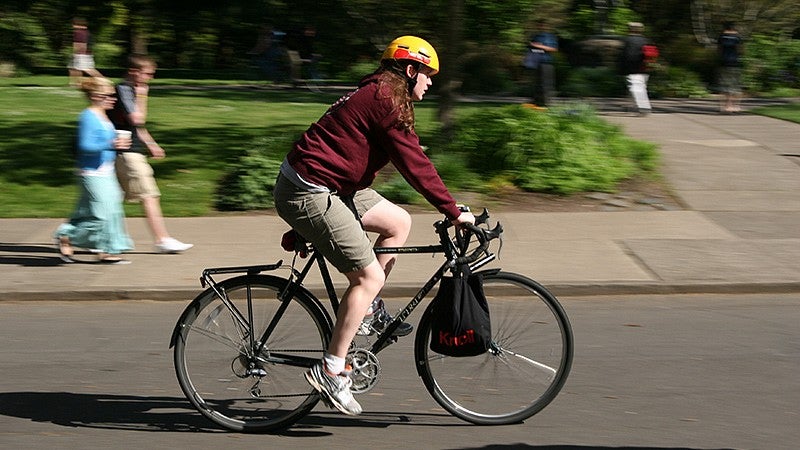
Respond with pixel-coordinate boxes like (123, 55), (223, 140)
(4, 281), (800, 302)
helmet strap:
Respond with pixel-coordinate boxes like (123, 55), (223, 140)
(383, 59), (421, 96)
(403, 62), (421, 96)
(406, 73), (418, 96)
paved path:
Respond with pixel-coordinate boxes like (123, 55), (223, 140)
(1, 98), (799, 300)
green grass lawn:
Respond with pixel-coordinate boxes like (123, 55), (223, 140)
(752, 102), (800, 124)
(7, 75), (793, 219)
(0, 75), (448, 218)
(12, 75), (800, 218)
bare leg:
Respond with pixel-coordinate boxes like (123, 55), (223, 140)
(69, 69), (81, 87)
(355, 200), (413, 335)
(327, 260), (386, 358)
(732, 92), (742, 112)
(83, 67), (103, 78)
(141, 196), (170, 243)
(360, 199), (412, 277)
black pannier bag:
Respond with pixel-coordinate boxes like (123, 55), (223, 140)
(429, 264), (491, 357)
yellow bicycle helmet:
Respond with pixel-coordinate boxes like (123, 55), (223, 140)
(381, 36), (439, 75)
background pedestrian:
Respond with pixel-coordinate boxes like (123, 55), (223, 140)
(68, 17), (102, 87)
(55, 76), (133, 264)
(528, 21), (559, 107)
(718, 21), (744, 113)
(620, 22), (653, 115)
(108, 54), (193, 254)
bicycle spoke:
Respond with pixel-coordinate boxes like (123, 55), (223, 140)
(495, 346), (558, 380)
(416, 272), (572, 425)
(181, 322), (248, 354)
(174, 275), (330, 432)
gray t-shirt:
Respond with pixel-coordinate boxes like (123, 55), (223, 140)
(108, 81), (145, 153)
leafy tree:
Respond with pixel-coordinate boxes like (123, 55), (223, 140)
(689, 0), (800, 45)
(3, 0), (798, 97)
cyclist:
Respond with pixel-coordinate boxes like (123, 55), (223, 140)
(273, 35), (475, 415)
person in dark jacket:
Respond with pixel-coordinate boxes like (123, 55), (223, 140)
(273, 36), (475, 416)
(620, 22), (652, 115)
(528, 21), (559, 106)
(718, 21), (744, 113)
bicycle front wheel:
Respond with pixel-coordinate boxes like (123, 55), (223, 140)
(415, 271), (573, 425)
(173, 274), (331, 432)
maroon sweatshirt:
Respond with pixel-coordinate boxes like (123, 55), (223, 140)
(286, 74), (461, 220)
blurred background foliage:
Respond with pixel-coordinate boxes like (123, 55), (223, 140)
(1, 0), (799, 97)
(2, 0), (799, 215)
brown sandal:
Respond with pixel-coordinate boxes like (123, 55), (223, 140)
(98, 254), (131, 265)
(56, 236), (74, 263)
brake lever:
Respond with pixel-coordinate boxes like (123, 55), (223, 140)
(475, 208), (490, 226)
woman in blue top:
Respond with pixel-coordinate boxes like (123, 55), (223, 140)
(55, 77), (134, 264)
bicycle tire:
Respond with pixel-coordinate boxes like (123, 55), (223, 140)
(414, 271), (573, 425)
(173, 274), (332, 432)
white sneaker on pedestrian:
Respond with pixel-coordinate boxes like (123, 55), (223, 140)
(154, 237), (193, 254)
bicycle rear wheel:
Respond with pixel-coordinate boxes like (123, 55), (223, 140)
(172, 274), (331, 432)
(415, 271), (573, 425)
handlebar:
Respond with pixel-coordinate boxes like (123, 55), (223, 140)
(455, 221), (503, 265)
(435, 208), (503, 266)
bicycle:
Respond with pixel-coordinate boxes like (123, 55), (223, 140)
(170, 209), (573, 432)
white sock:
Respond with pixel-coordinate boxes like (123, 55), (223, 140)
(323, 352), (346, 375)
(366, 296), (383, 316)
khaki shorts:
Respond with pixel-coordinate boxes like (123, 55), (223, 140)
(115, 152), (161, 202)
(273, 174), (383, 273)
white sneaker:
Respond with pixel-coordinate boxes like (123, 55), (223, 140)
(356, 298), (413, 337)
(305, 362), (362, 416)
(155, 237), (193, 254)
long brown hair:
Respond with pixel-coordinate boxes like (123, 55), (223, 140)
(375, 60), (415, 131)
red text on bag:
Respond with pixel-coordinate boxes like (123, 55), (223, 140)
(438, 329), (476, 347)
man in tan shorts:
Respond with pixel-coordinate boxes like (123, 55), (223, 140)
(109, 55), (192, 253)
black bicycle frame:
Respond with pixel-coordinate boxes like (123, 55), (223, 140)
(192, 218), (497, 366)
(269, 242), (449, 355)
(271, 236), (496, 356)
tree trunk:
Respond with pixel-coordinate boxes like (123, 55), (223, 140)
(437, 0), (464, 141)
(129, 4), (154, 55)
(131, 28), (148, 55)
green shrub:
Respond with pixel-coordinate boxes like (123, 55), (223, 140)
(659, 34), (718, 86)
(560, 66), (626, 97)
(743, 34), (800, 94)
(0, 12), (59, 68)
(449, 103), (658, 195)
(648, 65), (709, 98)
(375, 175), (423, 205)
(92, 42), (126, 68)
(460, 52), (516, 94)
(429, 152), (482, 192)
(538, 59), (711, 100)
(338, 59), (378, 84)
(215, 136), (288, 211)
(373, 151), (483, 205)
(759, 86), (800, 98)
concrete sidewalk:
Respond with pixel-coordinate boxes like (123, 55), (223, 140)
(1, 98), (799, 301)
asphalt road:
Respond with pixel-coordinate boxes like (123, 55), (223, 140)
(0, 294), (798, 449)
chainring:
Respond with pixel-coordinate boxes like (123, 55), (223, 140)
(346, 347), (381, 394)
